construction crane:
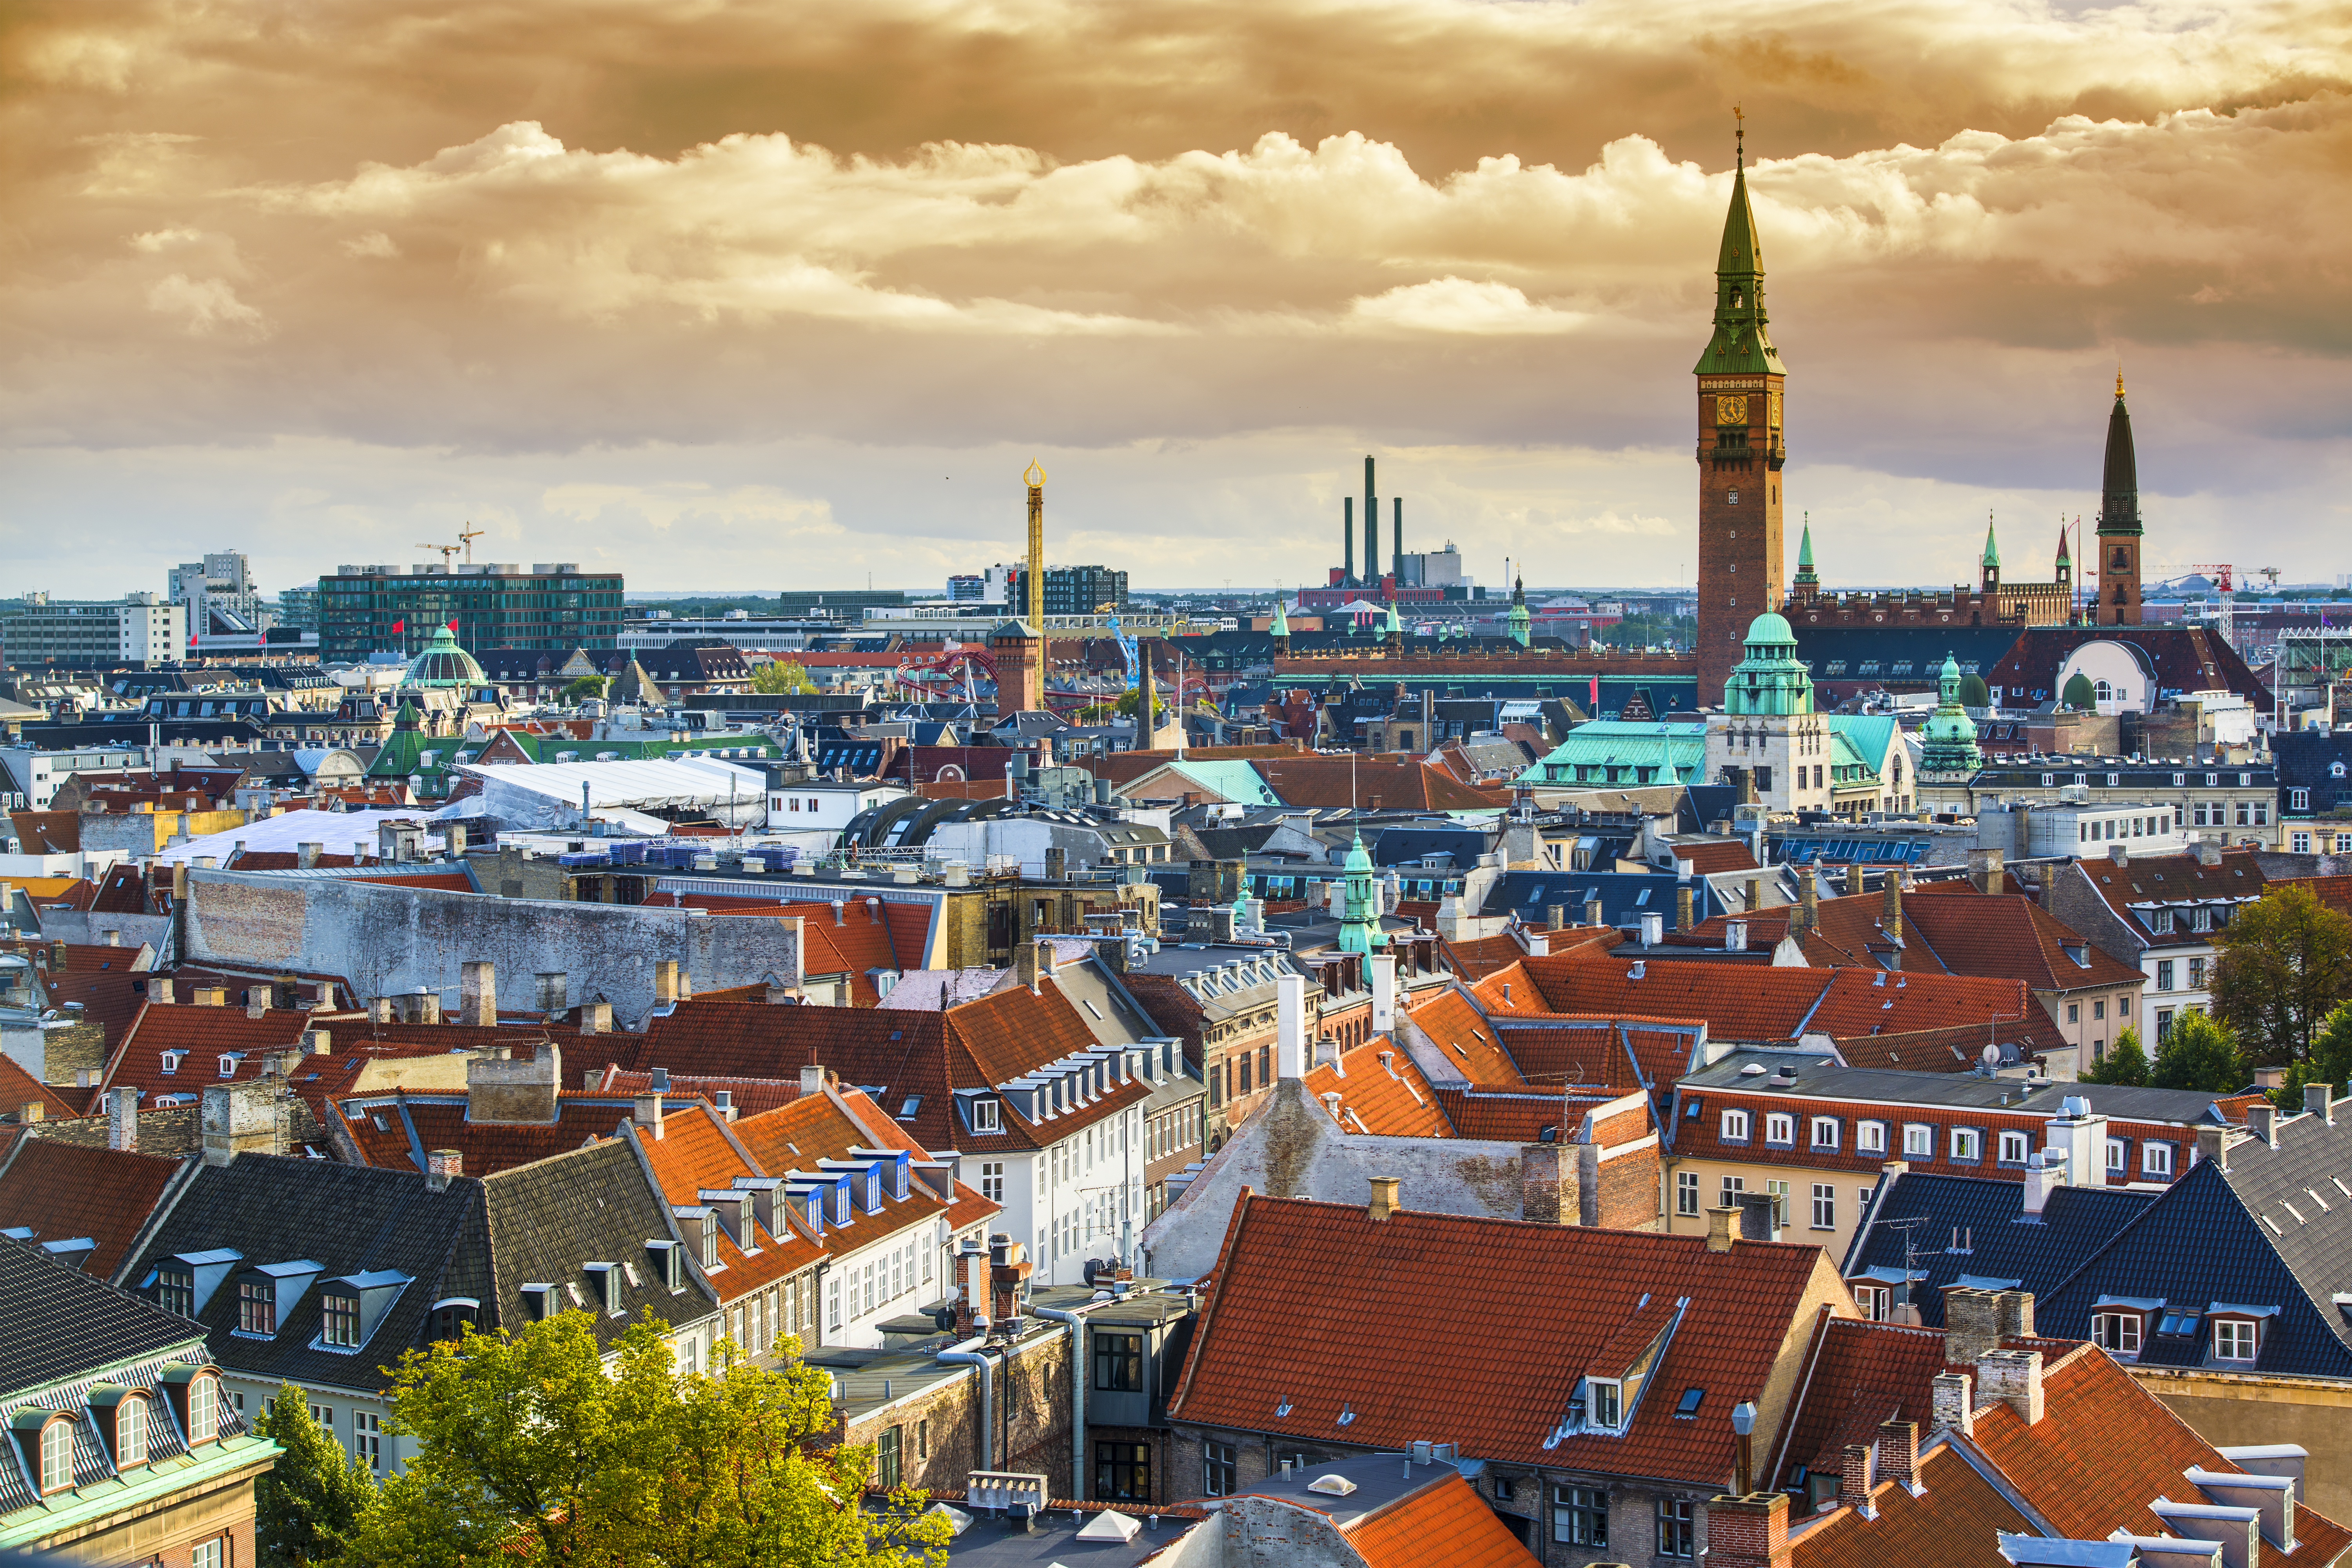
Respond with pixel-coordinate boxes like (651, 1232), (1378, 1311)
(2147, 564), (2239, 649)
(416, 541), (461, 567)
(459, 524), (484, 564)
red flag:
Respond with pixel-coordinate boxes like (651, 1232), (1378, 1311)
(391, 619), (405, 634)
(446, 619), (459, 632)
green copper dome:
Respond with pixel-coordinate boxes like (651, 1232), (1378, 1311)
(1336, 832), (1386, 954)
(401, 624), (488, 690)
(1722, 611), (1811, 715)
(1919, 650), (1984, 774)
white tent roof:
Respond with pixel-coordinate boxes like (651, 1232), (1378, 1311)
(450, 756), (764, 808)
(154, 808), (443, 865)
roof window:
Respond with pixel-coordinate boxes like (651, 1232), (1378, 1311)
(1674, 1387), (1705, 1418)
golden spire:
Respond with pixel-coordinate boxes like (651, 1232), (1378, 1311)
(2115, 363), (2125, 398)
(1023, 458), (1047, 487)
(1734, 101), (1745, 167)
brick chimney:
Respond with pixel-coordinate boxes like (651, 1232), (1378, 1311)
(987, 1233), (1032, 1327)
(1930, 1370), (1974, 1438)
(1014, 941), (1042, 993)
(1703, 1492), (1791, 1568)
(459, 961), (497, 1027)
(1792, 873), (1819, 939)
(426, 1148), (461, 1192)
(1876, 1420), (1918, 1492)
(148, 975), (174, 1006)
(1678, 884), (1696, 932)
(1839, 1442), (1877, 1517)
(245, 992), (268, 1020)
(1706, 1205), (1737, 1252)
(1585, 894), (1603, 928)
(466, 1041), (563, 1125)
(1967, 847), (2004, 896)
(653, 960), (681, 1005)
(107, 1087), (138, 1152)
(1995, 1289), (2034, 1341)
(1976, 1348), (2045, 1425)
(1882, 873), (1904, 945)
(1368, 1176), (1401, 1221)
(634, 1092), (664, 1136)
(1944, 1286), (2003, 1365)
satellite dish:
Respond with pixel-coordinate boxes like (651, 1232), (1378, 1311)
(1980, 1044), (2002, 1069)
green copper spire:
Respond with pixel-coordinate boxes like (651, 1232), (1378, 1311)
(1336, 832), (1387, 954)
(1384, 599), (1403, 636)
(1981, 513), (2000, 568)
(1797, 518), (1814, 571)
(1693, 114), (1786, 378)
(1506, 575), (1531, 648)
(1270, 596), (1290, 638)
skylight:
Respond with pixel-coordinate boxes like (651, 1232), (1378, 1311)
(1675, 1387), (1705, 1417)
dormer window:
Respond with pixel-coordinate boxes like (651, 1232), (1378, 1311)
(970, 1098), (1002, 1134)
(2152, 909), (2174, 935)
(1809, 1117), (1839, 1150)
(115, 1396), (148, 1467)
(1588, 1378), (1622, 1431)
(159, 1052), (183, 1076)
(218, 1054), (239, 1078)
(1904, 1123), (1933, 1157)
(156, 1268), (195, 1317)
(1857, 1120), (1887, 1155)
(1764, 1113), (1794, 1147)
(1720, 1109), (1750, 1143)
(2214, 1318), (2259, 1363)
(38, 1416), (73, 1493)
(321, 1292), (361, 1347)
(187, 1374), (218, 1445)
(2093, 1311), (2144, 1357)
(238, 1279), (276, 1334)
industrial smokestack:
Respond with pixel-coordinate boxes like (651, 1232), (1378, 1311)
(1343, 496), (1356, 585)
(1363, 456), (1379, 590)
(1392, 496), (1403, 585)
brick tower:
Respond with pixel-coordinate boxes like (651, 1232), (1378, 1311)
(1694, 117), (1788, 703)
(2094, 370), (2143, 626)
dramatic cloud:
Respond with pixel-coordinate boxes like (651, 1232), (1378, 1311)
(2, 0), (2347, 595)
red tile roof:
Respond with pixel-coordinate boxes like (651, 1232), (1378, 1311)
(332, 1090), (644, 1174)
(1769, 1317), (1950, 1486)
(665, 897), (934, 1002)
(1249, 756), (1510, 811)
(1168, 1194), (1848, 1484)
(1789, 1439), (2029, 1568)
(1428, 1085), (1648, 1143)
(1339, 1472), (1544, 1568)
(1303, 1041), (1452, 1137)
(99, 1002), (316, 1110)
(1674, 840), (1761, 873)
(633, 1103), (824, 1297)
(595, 1068), (806, 1118)
(1405, 990), (1528, 1085)
(2075, 848), (2268, 939)
(0, 1138), (189, 1278)
(0, 940), (154, 1056)
(627, 980), (1147, 1152)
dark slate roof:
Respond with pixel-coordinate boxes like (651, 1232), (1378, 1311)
(1788, 624), (2025, 682)
(1370, 827), (1492, 869)
(1842, 1171), (2156, 1327)
(1480, 868), (1730, 930)
(123, 1154), (485, 1393)
(0, 1233), (205, 1399)
(478, 1137), (720, 1354)
(2038, 1107), (2352, 1378)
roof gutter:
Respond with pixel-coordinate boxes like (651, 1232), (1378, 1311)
(1032, 1301), (1097, 1503)
(936, 1338), (996, 1471)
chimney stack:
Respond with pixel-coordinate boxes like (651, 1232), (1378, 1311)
(148, 976), (174, 1006)
(2307, 1083), (2336, 1125)
(298, 842), (321, 869)
(1882, 873), (1904, 944)
(1838, 1443), (1877, 1517)
(1976, 1349), (2045, 1426)
(1368, 955), (1397, 1036)
(1585, 894), (1604, 928)
(1739, 1191), (1780, 1242)
(1930, 1371), (1974, 1438)
(459, 960), (497, 1027)
(2250, 1103), (2281, 1148)
(1702, 1491), (1791, 1568)
(653, 960), (681, 1006)
(465, 1041), (563, 1125)
(1706, 1205), (1737, 1252)
(1875, 1420), (1918, 1492)
(1014, 941), (1042, 994)
(634, 1092), (664, 1136)
(800, 1064), (827, 1096)
(426, 1148), (462, 1192)
(1678, 884), (1695, 933)
(1276, 972), (1308, 1081)
(1367, 1176), (1401, 1221)
(107, 1087), (138, 1152)
(1967, 846), (2004, 896)
(1943, 1286), (2004, 1365)
(1794, 873), (1820, 938)
(954, 1243), (984, 1339)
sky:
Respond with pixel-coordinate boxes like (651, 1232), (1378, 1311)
(5, 0), (2350, 600)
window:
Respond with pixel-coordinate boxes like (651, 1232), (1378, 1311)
(2157, 1009), (2175, 1041)
(827, 1275), (843, 1331)
(1553, 1486), (1609, 1547)
(968, 1098), (1001, 1133)
(1998, 1131), (2031, 1165)
(1588, 1379), (1622, 1430)
(1676, 1171), (1700, 1217)
(2143, 1142), (2174, 1178)
(2094, 999), (2106, 1021)
(2193, 907), (2213, 934)
(2093, 1312), (2143, 1356)
(2106, 1138), (2127, 1175)
(156, 1269), (194, 1317)
(2188, 956), (2208, 989)
(1098, 1440), (1151, 1501)
(2067, 1002), (2080, 1023)
(1858, 1120), (1887, 1155)
(1094, 1330), (1145, 1392)
(1950, 1128), (1982, 1162)
(1204, 1441), (1237, 1497)
(189, 1375), (218, 1445)
(116, 1397), (147, 1467)
(1719, 1174), (1745, 1209)
(322, 1294), (361, 1347)
(1809, 1116), (1839, 1150)
(2214, 1319), (2258, 1363)
(354, 1411), (381, 1471)
(1811, 1184), (1835, 1231)
(1765, 1113), (1794, 1146)
(1765, 1179), (1789, 1225)
(2292, 788), (2312, 811)
(876, 1425), (901, 1491)
(1903, 1124), (1933, 1158)
(1720, 1109), (1750, 1142)
(1854, 1284), (1891, 1321)
(979, 1161), (1005, 1203)
(2157, 959), (2175, 991)
(2152, 908), (2174, 935)
(238, 1279), (276, 1335)
(1657, 1497), (1695, 1558)
(39, 1418), (71, 1493)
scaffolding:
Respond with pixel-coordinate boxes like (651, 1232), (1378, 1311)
(2272, 628), (2352, 730)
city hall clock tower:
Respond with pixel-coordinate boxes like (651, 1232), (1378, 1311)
(1694, 117), (1788, 704)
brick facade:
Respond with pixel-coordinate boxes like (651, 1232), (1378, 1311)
(1695, 375), (1786, 703)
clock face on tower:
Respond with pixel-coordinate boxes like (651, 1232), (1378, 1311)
(1716, 394), (1748, 424)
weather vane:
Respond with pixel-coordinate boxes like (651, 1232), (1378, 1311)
(1734, 102), (1745, 164)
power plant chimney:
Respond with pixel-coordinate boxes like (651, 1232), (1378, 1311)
(1392, 496), (1403, 588)
(1363, 456), (1379, 592)
(1343, 496), (1356, 586)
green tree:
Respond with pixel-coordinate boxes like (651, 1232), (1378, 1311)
(344, 1312), (946, 1568)
(2210, 884), (2352, 1067)
(1113, 686), (1164, 724)
(751, 660), (818, 695)
(253, 1385), (377, 1566)
(560, 675), (608, 703)
(1955, 673), (1991, 708)
(2149, 1010), (2247, 1094)
(2081, 1026), (2149, 1086)
(2276, 1001), (2352, 1109)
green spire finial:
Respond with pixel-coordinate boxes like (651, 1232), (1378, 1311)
(1981, 511), (2000, 568)
(1797, 515), (1814, 570)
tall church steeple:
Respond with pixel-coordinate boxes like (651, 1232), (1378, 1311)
(1792, 515), (1818, 599)
(1694, 107), (1789, 703)
(2096, 369), (2143, 626)
(1979, 513), (2001, 594)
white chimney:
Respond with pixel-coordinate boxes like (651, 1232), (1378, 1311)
(1369, 955), (1397, 1036)
(2043, 1095), (2105, 1188)
(1726, 919), (1748, 953)
(1639, 911), (1663, 946)
(1276, 973), (1308, 1082)
(2021, 1149), (2065, 1216)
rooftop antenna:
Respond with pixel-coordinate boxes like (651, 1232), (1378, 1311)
(1734, 101), (1745, 167)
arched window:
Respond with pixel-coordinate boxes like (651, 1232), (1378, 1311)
(40, 1418), (72, 1492)
(187, 1376), (217, 1445)
(116, 1397), (147, 1467)
(2094, 680), (2114, 702)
